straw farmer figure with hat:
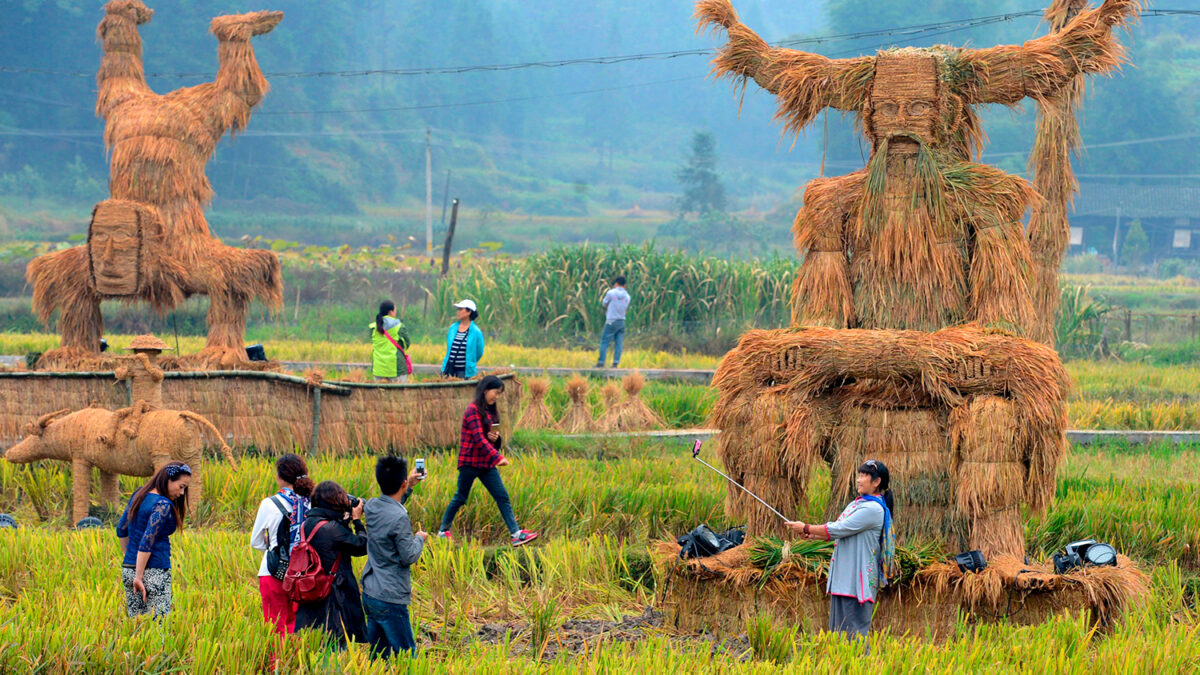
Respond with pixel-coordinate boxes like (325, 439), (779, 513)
(110, 334), (171, 440)
(699, 0), (1138, 558)
(26, 0), (285, 369)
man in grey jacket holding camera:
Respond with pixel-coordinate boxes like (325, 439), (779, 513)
(362, 456), (428, 658)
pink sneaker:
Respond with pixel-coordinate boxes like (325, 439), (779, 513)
(511, 530), (539, 547)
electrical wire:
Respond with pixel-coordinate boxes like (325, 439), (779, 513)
(0, 8), (1191, 81)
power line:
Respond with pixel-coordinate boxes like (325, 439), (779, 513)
(1, 9), (1191, 81)
(258, 75), (703, 115)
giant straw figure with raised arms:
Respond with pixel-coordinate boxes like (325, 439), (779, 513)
(27, 0), (284, 369)
(699, 0), (1138, 557)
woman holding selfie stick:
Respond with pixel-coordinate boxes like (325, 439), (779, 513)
(437, 376), (539, 547)
(785, 459), (896, 639)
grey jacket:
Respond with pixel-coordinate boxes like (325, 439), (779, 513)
(824, 497), (885, 603)
(362, 493), (424, 605)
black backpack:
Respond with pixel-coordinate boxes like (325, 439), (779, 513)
(677, 524), (745, 560)
(264, 495), (294, 581)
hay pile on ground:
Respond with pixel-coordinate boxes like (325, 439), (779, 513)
(517, 377), (555, 431)
(607, 372), (666, 432)
(654, 539), (1148, 637)
(556, 375), (593, 433)
(592, 381), (623, 432)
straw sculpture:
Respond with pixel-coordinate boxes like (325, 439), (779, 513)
(608, 371), (667, 432)
(516, 377), (555, 431)
(26, 1), (284, 370)
(591, 381), (624, 432)
(555, 375), (593, 433)
(3, 405), (235, 522)
(697, 0), (1138, 558)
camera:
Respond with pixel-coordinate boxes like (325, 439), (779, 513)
(1053, 539), (1118, 574)
(346, 495), (363, 510)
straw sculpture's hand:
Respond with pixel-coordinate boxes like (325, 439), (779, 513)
(211, 11), (283, 41)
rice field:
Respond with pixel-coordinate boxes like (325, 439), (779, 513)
(0, 438), (1197, 672)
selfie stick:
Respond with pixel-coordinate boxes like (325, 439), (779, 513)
(691, 439), (788, 522)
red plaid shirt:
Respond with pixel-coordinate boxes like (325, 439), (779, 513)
(458, 403), (504, 469)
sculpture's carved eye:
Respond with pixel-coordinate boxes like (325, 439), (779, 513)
(909, 101), (933, 116)
(877, 101), (900, 117)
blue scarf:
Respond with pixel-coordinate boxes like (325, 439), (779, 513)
(860, 494), (898, 586)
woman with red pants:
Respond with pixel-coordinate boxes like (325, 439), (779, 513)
(250, 454), (313, 635)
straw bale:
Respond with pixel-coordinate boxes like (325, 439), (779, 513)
(555, 374), (593, 433)
(590, 381), (623, 432)
(27, 2), (285, 369)
(516, 377), (556, 431)
(608, 372), (666, 432)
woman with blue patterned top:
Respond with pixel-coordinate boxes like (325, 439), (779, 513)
(116, 461), (192, 618)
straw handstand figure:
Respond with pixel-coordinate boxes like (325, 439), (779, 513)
(698, 0), (1138, 558)
(26, 1), (284, 370)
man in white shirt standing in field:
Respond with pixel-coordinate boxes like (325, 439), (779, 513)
(596, 275), (630, 368)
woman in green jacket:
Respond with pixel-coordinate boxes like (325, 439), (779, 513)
(370, 300), (411, 383)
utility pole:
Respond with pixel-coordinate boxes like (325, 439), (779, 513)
(441, 169), (452, 224)
(425, 127), (433, 263)
(442, 198), (460, 277)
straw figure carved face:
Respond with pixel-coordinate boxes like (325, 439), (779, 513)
(88, 201), (143, 296)
(864, 54), (941, 149)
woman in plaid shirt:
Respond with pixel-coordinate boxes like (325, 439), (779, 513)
(437, 376), (539, 546)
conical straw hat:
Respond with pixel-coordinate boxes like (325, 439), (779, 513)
(127, 334), (172, 351)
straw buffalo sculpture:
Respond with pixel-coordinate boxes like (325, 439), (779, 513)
(26, 0), (284, 369)
(699, 0), (1138, 557)
(4, 406), (235, 523)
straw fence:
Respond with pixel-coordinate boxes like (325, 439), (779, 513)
(0, 371), (517, 457)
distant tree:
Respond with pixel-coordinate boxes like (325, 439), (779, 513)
(675, 131), (727, 217)
(1121, 219), (1149, 269)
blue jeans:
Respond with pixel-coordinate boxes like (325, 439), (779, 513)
(364, 595), (416, 658)
(597, 319), (625, 367)
(439, 466), (519, 534)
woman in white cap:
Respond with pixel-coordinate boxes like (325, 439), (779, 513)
(441, 299), (485, 379)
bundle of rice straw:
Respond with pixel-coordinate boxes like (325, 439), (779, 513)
(592, 381), (623, 432)
(555, 374), (593, 433)
(610, 371), (666, 431)
(517, 377), (555, 430)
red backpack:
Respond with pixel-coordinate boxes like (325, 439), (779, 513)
(282, 519), (341, 603)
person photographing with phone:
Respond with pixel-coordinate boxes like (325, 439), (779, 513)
(362, 456), (428, 659)
(784, 460), (897, 639)
(437, 376), (538, 546)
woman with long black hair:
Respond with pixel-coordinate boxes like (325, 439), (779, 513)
(116, 461), (192, 618)
(436, 375), (538, 546)
(785, 459), (897, 639)
(370, 300), (411, 383)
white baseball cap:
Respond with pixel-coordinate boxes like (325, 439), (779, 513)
(453, 299), (477, 312)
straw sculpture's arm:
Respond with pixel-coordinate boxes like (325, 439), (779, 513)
(96, 0), (156, 120)
(696, 0), (873, 136)
(790, 174), (860, 328)
(956, 0), (1139, 105)
(1025, 0), (1088, 345)
(202, 11), (283, 134)
(26, 248), (104, 354)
